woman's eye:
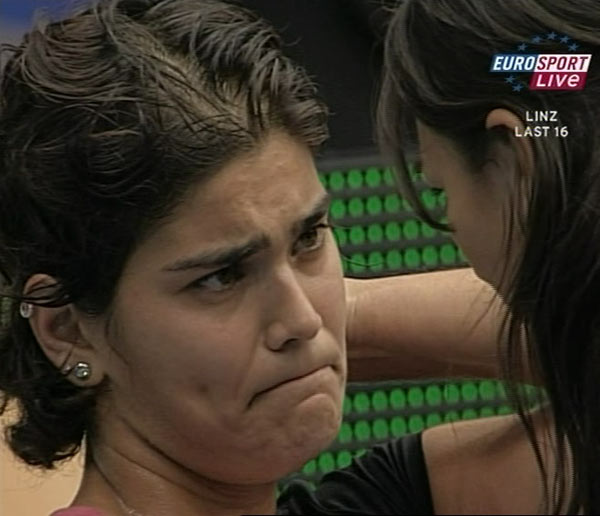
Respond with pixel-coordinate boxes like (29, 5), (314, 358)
(294, 223), (330, 254)
(190, 265), (244, 292)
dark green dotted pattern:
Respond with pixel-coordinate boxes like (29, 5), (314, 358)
(321, 166), (468, 276)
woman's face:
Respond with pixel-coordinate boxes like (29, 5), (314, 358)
(416, 121), (522, 289)
(86, 132), (347, 484)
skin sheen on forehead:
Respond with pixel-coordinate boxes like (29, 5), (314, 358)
(136, 133), (326, 271)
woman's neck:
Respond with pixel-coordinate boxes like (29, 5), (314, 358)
(72, 443), (277, 516)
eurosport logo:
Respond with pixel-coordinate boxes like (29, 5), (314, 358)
(490, 33), (592, 91)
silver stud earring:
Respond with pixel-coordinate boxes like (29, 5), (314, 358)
(19, 302), (33, 319)
(72, 361), (92, 380)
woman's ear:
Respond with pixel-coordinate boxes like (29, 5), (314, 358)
(485, 108), (535, 180)
(23, 274), (105, 386)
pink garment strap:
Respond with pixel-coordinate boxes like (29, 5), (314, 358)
(50, 507), (105, 516)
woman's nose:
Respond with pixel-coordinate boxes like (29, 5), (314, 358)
(264, 269), (323, 351)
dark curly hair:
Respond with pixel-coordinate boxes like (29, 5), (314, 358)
(0, 0), (328, 469)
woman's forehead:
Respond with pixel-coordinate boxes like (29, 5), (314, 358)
(128, 133), (326, 263)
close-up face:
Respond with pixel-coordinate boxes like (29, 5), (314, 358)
(416, 121), (523, 289)
(83, 131), (347, 484)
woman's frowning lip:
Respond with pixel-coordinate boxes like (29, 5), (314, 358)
(249, 365), (338, 407)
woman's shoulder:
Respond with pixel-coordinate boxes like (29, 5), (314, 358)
(50, 507), (105, 516)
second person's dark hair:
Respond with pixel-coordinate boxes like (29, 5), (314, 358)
(378, 0), (600, 513)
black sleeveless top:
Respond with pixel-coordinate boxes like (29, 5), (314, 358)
(277, 432), (434, 515)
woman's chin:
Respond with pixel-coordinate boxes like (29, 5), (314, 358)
(235, 400), (342, 484)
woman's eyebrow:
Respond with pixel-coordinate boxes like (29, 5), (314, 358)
(162, 192), (331, 273)
(161, 235), (270, 272)
(292, 192), (332, 236)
